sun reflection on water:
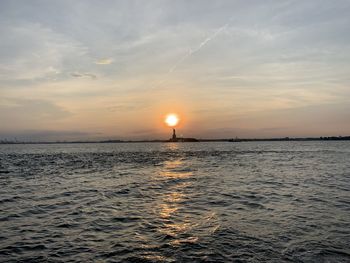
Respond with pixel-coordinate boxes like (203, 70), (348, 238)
(156, 158), (197, 243)
(165, 142), (180, 151)
(138, 156), (220, 261)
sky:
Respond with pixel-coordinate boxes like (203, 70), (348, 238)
(1, 0), (350, 141)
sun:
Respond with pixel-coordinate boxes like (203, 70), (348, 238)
(165, 114), (179, 127)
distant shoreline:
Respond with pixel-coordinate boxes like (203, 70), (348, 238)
(1, 136), (349, 144)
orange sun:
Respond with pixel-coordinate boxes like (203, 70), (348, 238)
(165, 114), (179, 127)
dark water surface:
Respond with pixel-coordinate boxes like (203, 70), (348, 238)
(1, 142), (350, 262)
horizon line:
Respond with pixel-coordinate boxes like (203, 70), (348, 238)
(1, 135), (350, 144)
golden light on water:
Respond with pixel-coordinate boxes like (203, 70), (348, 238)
(165, 114), (179, 127)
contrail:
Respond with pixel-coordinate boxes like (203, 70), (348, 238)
(168, 22), (230, 74)
(150, 19), (231, 90)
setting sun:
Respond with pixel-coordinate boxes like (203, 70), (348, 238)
(165, 114), (179, 127)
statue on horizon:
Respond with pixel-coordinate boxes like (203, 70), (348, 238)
(172, 128), (177, 141)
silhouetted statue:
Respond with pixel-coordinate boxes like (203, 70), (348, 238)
(172, 128), (177, 140)
(167, 128), (198, 142)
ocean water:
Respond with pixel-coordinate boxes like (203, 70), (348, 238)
(0, 141), (349, 262)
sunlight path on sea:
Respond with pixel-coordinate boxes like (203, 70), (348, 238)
(134, 143), (221, 261)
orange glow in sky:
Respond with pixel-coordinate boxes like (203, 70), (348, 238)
(165, 114), (179, 127)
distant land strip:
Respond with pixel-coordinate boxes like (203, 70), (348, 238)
(1, 136), (350, 144)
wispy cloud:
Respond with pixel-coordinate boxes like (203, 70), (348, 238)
(0, 22), (87, 82)
(95, 58), (113, 65)
(70, 72), (97, 79)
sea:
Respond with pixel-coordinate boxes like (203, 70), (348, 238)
(0, 141), (349, 262)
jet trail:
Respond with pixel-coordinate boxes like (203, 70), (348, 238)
(168, 22), (230, 74)
(150, 19), (231, 90)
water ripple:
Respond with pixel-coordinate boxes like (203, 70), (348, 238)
(0, 142), (350, 262)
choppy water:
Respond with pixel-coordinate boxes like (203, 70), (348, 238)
(0, 142), (350, 262)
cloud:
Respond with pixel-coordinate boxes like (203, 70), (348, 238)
(70, 72), (97, 79)
(0, 98), (70, 129)
(0, 22), (87, 82)
(95, 58), (113, 65)
(106, 101), (149, 112)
